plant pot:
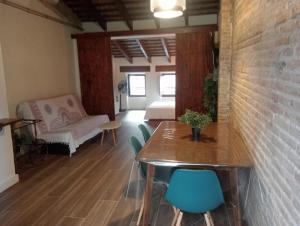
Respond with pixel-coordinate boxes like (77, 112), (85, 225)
(192, 127), (201, 141)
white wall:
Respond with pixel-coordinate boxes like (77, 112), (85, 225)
(112, 56), (176, 112)
(0, 42), (19, 193)
(0, 0), (79, 116)
(0, 0), (78, 192)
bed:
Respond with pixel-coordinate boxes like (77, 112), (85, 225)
(144, 101), (175, 120)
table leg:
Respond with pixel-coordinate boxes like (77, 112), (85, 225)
(101, 130), (105, 146)
(10, 125), (18, 174)
(230, 168), (242, 226)
(112, 129), (116, 145)
(142, 164), (155, 226)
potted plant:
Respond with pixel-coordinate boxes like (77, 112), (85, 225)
(178, 109), (212, 141)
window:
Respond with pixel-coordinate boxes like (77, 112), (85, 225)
(128, 74), (146, 97)
(160, 73), (176, 96)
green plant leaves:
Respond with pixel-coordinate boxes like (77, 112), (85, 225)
(179, 109), (212, 129)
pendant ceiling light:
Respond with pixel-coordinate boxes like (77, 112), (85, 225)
(151, 0), (186, 19)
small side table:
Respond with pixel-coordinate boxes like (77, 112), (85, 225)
(100, 121), (122, 146)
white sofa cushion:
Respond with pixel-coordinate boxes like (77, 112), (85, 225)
(39, 115), (109, 154)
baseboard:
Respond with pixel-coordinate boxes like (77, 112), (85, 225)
(0, 174), (19, 193)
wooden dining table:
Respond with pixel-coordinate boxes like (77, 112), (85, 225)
(136, 121), (253, 226)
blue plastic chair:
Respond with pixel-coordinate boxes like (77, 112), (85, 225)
(128, 136), (172, 225)
(138, 124), (151, 143)
(165, 169), (225, 226)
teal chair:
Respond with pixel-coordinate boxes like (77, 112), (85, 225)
(128, 136), (172, 225)
(138, 124), (151, 143)
(128, 136), (147, 177)
(165, 169), (225, 226)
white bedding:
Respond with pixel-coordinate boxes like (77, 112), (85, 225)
(144, 101), (175, 120)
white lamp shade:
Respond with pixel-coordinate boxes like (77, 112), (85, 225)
(151, 0), (186, 19)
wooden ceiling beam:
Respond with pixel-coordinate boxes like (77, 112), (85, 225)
(186, 8), (219, 14)
(184, 12), (189, 26)
(78, 0), (107, 30)
(161, 38), (171, 63)
(114, 0), (133, 30)
(136, 39), (151, 63)
(72, 25), (217, 38)
(113, 41), (133, 64)
(39, 0), (82, 29)
(154, 18), (160, 29)
(188, 0), (219, 4)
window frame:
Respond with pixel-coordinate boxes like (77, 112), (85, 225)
(128, 73), (146, 97)
(160, 73), (176, 97)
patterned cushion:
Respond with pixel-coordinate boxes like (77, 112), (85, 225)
(24, 94), (87, 134)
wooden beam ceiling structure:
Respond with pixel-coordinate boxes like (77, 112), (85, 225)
(64, 0), (107, 30)
(110, 36), (176, 62)
(114, 0), (133, 30)
(161, 38), (171, 63)
(39, 0), (82, 28)
(112, 40), (133, 63)
(136, 39), (151, 63)
(85, 0), (107, 30)
(63, 0), (220, 29)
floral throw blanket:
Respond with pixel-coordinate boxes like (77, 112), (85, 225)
(23, 94), (87, 135)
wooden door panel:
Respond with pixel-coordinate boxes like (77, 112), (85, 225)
(176, 31), (214, 118)
(77, 35), (115, 120)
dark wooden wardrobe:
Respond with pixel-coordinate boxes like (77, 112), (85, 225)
(76, 35), (115, 120)
(175, 30), (214, 118)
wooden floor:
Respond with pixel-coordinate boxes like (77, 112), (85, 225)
(0, 111), (231, 226)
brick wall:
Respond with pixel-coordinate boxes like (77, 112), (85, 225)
(223, 0), (300, 225)
(218, 0), (233, 122)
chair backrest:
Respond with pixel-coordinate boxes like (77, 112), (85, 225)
(129, 136), (147, 177)
(165, 169), (224, 214)
(129, 136), (143, 156)
(138, 124), (151, 142)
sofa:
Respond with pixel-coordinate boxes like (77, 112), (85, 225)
(17, 94), (109, 156)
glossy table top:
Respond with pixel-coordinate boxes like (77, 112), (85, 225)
(136, 121), (253, 168)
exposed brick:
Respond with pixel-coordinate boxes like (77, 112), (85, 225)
(218, 0), (233, 122)
(219, 0), (300, 225)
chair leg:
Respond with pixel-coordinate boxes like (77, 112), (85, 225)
(101, 130), (105, 145)
(125, 160), (135, 199)
(112, 129), (116, 145)
(175, 211), (183, 226)
(171, 207), (180, 226)
(137, 196), (144, 226)
(208, 212), (214, 226)
(204, 212), (214, 226)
